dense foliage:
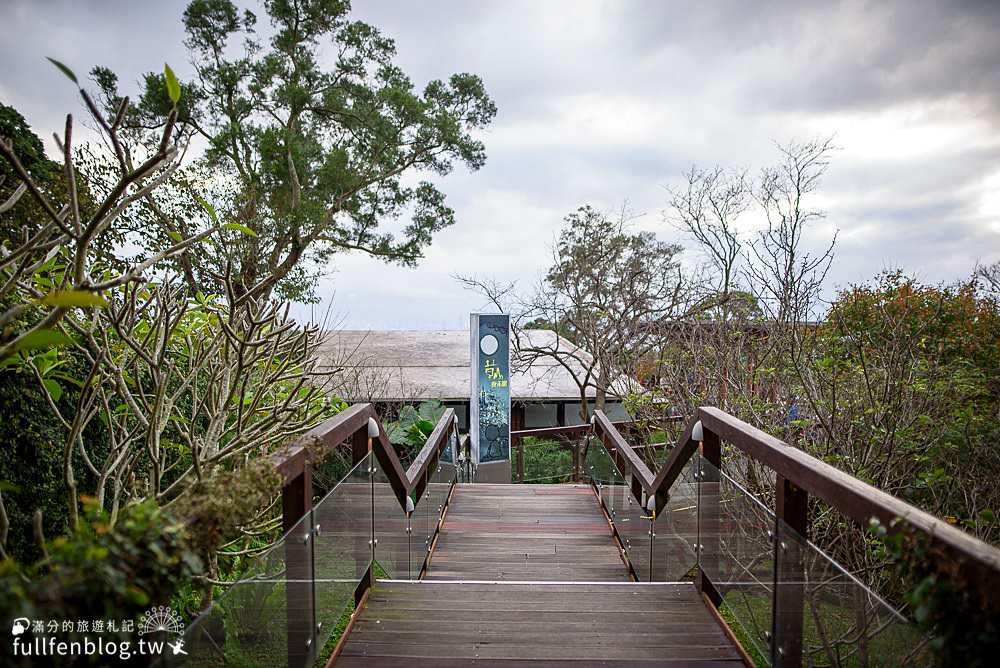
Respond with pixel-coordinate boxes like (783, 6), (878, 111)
(2, 0), (490, 630)
(814, 272), (1000, 543)
(385, 400), (447, 465)
(0, 499), (201, 666)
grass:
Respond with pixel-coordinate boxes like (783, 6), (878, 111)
(314, 602), (355, 668)
(719, 600), (769, 667)
(512, 433), (676, 484)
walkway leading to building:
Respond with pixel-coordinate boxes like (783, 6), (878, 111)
(337, 482), (746, 666)
(185, 403), (987, 667)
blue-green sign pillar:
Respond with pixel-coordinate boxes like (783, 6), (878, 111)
(470, 313), (512, 483)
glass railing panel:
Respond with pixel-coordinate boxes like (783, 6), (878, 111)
(174, 506), (316, 667)
(584, 436), (616, 485)
(699, 458), (775, 660)
(588, 433), (654, 580)
(773, 518), (930, 666)
(372, 464), (410, 580)
(407, 482), (430, 577)
(428, 462), (455, 533)
(617, 486), (654, 580)
(585, 437), (614, 526)
(312, 453), (375, 651)
(604, 460), (625, 522)
(420, 481), (435, 575)
(649, 454), (699, 581)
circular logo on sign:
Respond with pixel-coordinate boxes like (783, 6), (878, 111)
(480, 334), (499, 355)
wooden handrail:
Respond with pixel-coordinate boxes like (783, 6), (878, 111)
(513, 419), (633, 483)
(404, 408), (457, 505)
(270, 404), (456, 667)
(510, 420), (631, 440)
(273, 403), (458, 518)
(694, 406), (1000, 601)
(272, 402), (374, 480)
(511, 424), (590, 439)
(592, 411), (670, 510)
(592, 405), (1000, 647)
(646, 416), (700, 513)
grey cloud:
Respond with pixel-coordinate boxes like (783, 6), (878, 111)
(2, 0), (998, 329)
(743, 2), (1000, 120)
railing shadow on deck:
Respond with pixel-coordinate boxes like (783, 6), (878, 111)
(586, 407), (1000, 667)
(165, 403), (461, 668)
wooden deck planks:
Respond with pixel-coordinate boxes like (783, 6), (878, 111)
(337, 581), (746, 666)
(425, 483), (629, 581)
(334, 484), (746, 665)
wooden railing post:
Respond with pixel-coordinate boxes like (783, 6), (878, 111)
(352, 424), (369, 465)
(282, 467), (315, 667)
(773, 475), (807, 667)
(265, 404), (464, 667)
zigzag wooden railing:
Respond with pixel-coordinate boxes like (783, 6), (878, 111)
(591, 412), (682, 513)
(273, 402), (458, 527)
(592, 406), (1000, 668)
(270, 403), (458, 667)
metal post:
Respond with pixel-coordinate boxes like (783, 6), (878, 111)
(513, 403), (525, 482)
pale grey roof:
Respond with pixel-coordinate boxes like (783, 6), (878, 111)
(317, 329), (628, 403)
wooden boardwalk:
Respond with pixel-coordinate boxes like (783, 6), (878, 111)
(335, 483), (746, 666)
(338, 581), (746, 666)
(426, 484), (629, 581)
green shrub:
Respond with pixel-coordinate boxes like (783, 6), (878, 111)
(386, 400), (446, 465)
(0, 344), (109, 562)
(871, 519), (998, 667)
(514, 438), (573, 483)
(0, 498), (201, 666)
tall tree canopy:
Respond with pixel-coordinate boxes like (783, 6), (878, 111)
(100, 0), (495, 302)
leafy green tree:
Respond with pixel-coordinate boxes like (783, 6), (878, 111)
(811, 272), (1000, 541)
(102, 0), (495, 302)
(0, 63), (215, 365)
(2, 80), (335, 570)
(538, 205), (689, 419)
(0, 104), (60, 241)
(462, 205), (693, 478)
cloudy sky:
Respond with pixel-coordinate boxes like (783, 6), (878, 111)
(3, 0), (999, 329)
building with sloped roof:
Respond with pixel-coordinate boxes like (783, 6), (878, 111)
(318, 329), (632, 431)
